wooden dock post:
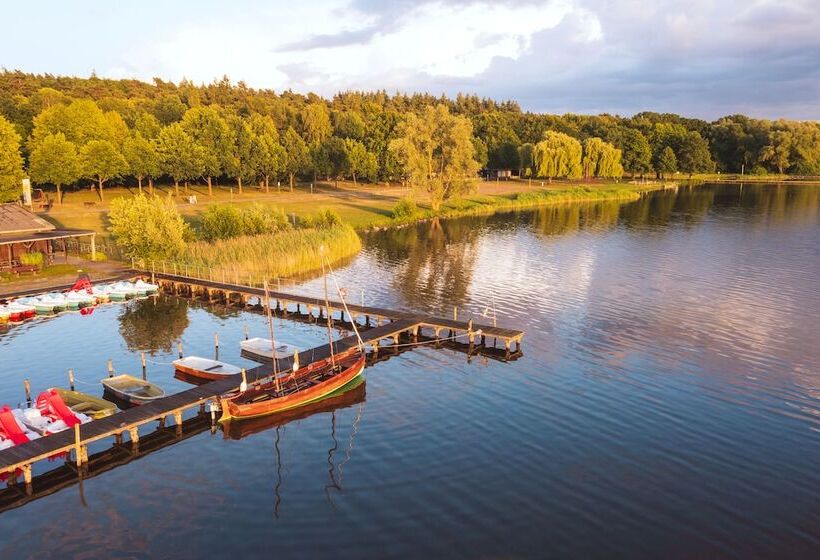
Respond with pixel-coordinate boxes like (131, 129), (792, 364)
(214, 332), (220, 359)
(141, 353), (147, 380)
(107, 359), (114, 377)
(68, 369), (75, 391)
(177, 342), (184, 359)
(23, 379), (31, 407)
(174, 411), (183, 436)
(74, 423), (83, 467)
(243, 324), (249, 340)
(453, 307), (458, 321)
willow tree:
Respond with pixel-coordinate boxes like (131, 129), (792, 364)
(389, 105), (479, 212)
(582, 137), (624, 179)
(533, 131), (582, 181)
(760, 130), (792, 175)
(29, 132), (80, 204)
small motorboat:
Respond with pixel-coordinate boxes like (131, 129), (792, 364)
(0, 405), (40, 450)
(219, 351), (365, 422)
(240, 337), (297, 363)
(13, 390), (92, 436)
(50, 387), (117, 419)
(173, 356), (242, 382)
(101, 374), (166, 405)
(134, 279), (159, 295)
(6, 301), (35, 321)
(66, 290), (95, 309)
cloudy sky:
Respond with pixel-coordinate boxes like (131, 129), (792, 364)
(4, 0), (819, 119)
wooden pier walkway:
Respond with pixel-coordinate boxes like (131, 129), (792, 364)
(0, 269), (525, 493)
(149, 270), (525, 351)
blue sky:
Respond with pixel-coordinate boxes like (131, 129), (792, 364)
(3, 0), (819, 119)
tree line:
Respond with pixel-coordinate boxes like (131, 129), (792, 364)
(0, 70), (818, 204)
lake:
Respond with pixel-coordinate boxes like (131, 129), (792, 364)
(0, 183), (818, 559)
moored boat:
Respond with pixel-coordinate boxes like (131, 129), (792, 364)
(0, 406), (40, 450)
(13, 390), (92, 436)
(240, 337), (297, 362)
(50, 387), (118, 419)
(91, 286), (111, 303)
(41, 293), (68, 312)
(17, 296), (53, 314)
(0, 306), (9, 324)
(219, 351), (365, 421)
(134, 279), (159, 295)
(173, 356), (242, 382)
(6, 301), (35, 321)
(66, 290), (95, 309)
(107, 282), (136, 301)
(101, 374), (166, 405)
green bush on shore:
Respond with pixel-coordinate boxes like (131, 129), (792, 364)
(20, 252), (44, 266)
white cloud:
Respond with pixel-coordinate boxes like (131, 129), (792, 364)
(115, 0), (592, 93)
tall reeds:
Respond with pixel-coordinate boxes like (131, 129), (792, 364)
(180, 223), (361, 281)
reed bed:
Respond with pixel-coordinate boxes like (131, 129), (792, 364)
(179, 223), (362, 281)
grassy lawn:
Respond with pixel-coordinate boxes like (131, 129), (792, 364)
(40, 177), (669, 236)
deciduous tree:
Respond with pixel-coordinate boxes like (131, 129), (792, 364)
(29, 132), (80, 204)
(389, 105), (479, 212)
(79, 139), (127, 201)
(344, 138), (377, 184)
(123, 132), (160, 193)
(156, 123), (204, 195)
(282, 126), (310, 191)
(182, 106), (231, 195)
(0, 115), (24, 202)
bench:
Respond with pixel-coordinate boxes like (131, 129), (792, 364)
(12, 265), (39, 275)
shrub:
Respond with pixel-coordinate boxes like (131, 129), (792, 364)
(201, 204), (243, 241)
(241, 204), (290, 236)
(302, 207), (342, 229)
(20, 252), (43, 266)
(392, 197), (418, 220)
(109, 193), (188, 261)
(80, 251), (107, 262)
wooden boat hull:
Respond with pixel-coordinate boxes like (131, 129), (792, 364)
(173, 357), (241, 382)
(50, 387), (117, 419)
(223, 376), (366, 439)
(219, 353), (365, 422)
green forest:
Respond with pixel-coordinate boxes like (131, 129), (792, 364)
(0, 70), (818, 204)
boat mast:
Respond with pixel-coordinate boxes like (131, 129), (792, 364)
(322, 257), (337, 370)
(264, 281), (281, 393)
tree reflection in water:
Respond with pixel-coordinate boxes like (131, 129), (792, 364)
(118, 295), (190, 355)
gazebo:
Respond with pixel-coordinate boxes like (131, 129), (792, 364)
(0, 203), (96, 273)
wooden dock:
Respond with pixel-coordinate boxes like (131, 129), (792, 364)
(149, 271), (525, 352)
(0, 270), (525, 494)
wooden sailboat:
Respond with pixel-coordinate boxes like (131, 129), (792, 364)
(219, 266), (366, 422)
(50, 387), (118, 419)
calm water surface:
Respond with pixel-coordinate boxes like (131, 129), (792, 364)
(0, 183), (818, 559)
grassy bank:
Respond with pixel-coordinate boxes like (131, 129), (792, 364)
(172, 223), (362, 282)
(383, 185), (649, 228)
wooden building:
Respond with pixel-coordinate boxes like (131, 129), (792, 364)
(0, 203), (96, 273)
